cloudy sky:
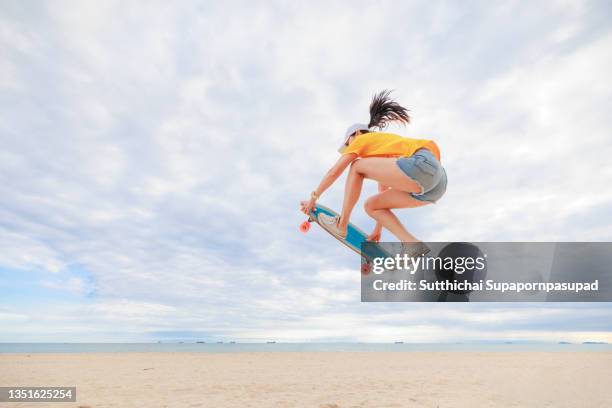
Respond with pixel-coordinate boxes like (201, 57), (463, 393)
(1, 0), (612, 342)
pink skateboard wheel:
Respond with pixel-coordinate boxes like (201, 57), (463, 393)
(361, 263), (371, 275)
(299, 220), (311, 233)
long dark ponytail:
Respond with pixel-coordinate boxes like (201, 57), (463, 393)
(368, 90), (411, 130)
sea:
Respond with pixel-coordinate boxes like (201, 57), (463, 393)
(1, 342), (610, 353)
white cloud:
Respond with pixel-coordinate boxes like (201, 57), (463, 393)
(41, 276), (89, 295)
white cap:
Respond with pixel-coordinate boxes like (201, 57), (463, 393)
(338, 123), (369, 153)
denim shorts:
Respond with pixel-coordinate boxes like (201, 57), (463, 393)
(396, 148), (447, 203)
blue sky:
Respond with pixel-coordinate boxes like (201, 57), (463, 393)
(1, 0), (612, 342)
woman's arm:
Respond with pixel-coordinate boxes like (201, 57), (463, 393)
(314, 153), (357, 198)
(300, 153), (357, 214)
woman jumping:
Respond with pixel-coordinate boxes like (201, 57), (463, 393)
(300, 90), (447, 256)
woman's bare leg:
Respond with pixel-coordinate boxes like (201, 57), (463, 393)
(351, 157), (423, 193)
(337, 162), (365, 233)
(336, 157), (426, 238)
(364, 187), (429, 242)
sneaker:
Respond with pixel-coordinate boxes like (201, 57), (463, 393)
(400, 241), (431, 258)
(317, 213), (347, 239)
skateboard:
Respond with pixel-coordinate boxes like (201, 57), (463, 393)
(300, 203), (391, 275)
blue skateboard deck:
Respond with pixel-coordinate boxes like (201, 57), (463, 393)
(304, 203), (392, 268)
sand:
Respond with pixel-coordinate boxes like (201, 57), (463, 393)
(1, 352), (611, 407)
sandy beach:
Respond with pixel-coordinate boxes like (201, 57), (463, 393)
(1, 352), (611, 407)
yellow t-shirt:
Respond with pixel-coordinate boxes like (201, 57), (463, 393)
(342, 132), (441, 161)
